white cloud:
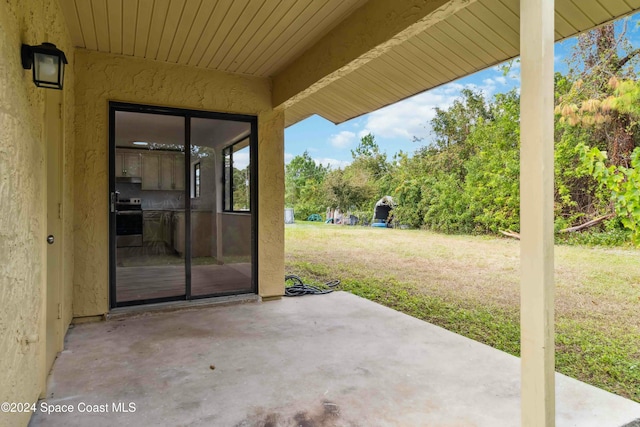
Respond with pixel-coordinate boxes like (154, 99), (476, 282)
(358, 84), (470, 141)
(329, 130), (356, 148)
(234, 151), (250, 170)
(314, 157), (351, 169)
(442, 82), (464, 94)
(359, 91), (446, 140)
(284, 153), (294, 164)
(358, 75), (511, 143)
(358, 129), (371, 139)
(284, 153), (349, 169)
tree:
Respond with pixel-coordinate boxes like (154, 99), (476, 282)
(422, 89), (491, 150)
(324, 167), (375, 212)
(464, 91), (520, 233)
(562, 79), (640, 242)
(350, 133), (389, 181)
(388, 89), (492, 232)
(550, 22), (640, 242)
(580, 143), (640, 242)
(552, 72), (605, 227)
(232, 166), (250, 210)
(384, 151), (429, 228)
(559, 22), (640, 167)
(322, 133), (389, 213)
(284, 151), (328, 219)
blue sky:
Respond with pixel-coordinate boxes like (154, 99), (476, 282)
(285, 14), (640, 169)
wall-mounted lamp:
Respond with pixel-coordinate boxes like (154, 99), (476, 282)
(21, 42), (68, 90)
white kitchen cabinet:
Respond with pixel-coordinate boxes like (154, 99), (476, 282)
(141, 154), (161, 190)
(115, 150), (142, 177)
(160, 155), (174, 190)
(141, 152), (184, 190)
(173, 154), (185, 190)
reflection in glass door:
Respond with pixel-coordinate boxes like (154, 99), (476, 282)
(113, 111), (186, 304)
(190, 118), (253, 296)
(110, 104), (256, 307)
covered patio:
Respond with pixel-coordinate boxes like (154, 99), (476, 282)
(30, 293), (639, 426)
(3, 0), (640, 426)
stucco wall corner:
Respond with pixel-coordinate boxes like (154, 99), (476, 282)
(1, 0), (76, 424)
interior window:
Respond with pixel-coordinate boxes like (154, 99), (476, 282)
(193, 162), (200, 198)
(223, 138), (250, 212)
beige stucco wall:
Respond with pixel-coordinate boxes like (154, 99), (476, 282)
(0, 0), (75, 426)
(73, 50), (284, 316)
(257, 109), (286, 298)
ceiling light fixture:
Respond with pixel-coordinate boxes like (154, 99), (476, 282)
(132, 141), (149, 146)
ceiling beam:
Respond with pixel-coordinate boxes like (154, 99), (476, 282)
(271, 0), (477, 109)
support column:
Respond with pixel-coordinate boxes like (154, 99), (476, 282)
(520, 0), (555, 426)
(257, 108), (285, 299)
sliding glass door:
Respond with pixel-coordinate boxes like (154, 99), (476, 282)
(112, 111), (186, 304)
(109, 103), (256, 308)
(190, 118), (253, 296)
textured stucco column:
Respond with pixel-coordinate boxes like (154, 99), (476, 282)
(520, 0), (555, 425)
(257, 109), (285, 298)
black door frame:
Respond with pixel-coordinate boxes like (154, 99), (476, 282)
(108, 102), (258, 308)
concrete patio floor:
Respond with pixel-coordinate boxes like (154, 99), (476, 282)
(29, 292), (639, 427)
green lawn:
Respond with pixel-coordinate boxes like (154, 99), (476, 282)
(285, 222), (640, 402)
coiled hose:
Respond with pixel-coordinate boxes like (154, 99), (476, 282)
(284, 275), (341, 297)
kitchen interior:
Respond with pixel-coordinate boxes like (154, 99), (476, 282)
(113, 110), (253, 305)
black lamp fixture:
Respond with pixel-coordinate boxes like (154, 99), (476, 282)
(21, 42), (68, 90)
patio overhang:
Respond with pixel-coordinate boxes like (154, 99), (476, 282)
(278, 0), (640, 125)
(270, 0), (477, 110)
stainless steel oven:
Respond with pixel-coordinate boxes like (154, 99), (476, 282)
(116, 198), (143, 247)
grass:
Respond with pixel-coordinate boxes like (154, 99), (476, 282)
(285, 221), (640, 402)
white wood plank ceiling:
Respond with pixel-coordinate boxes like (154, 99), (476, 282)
(59, 0), (367, 77)
(58, 0), (640, 126)
(284, 0), (640, 126)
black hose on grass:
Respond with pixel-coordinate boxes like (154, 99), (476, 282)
(284, 275), (340, 297)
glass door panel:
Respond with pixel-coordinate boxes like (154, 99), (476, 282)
(190, 117), (253, 296)
(111, 106), (256, 307)
(114, 111), (186, 304)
